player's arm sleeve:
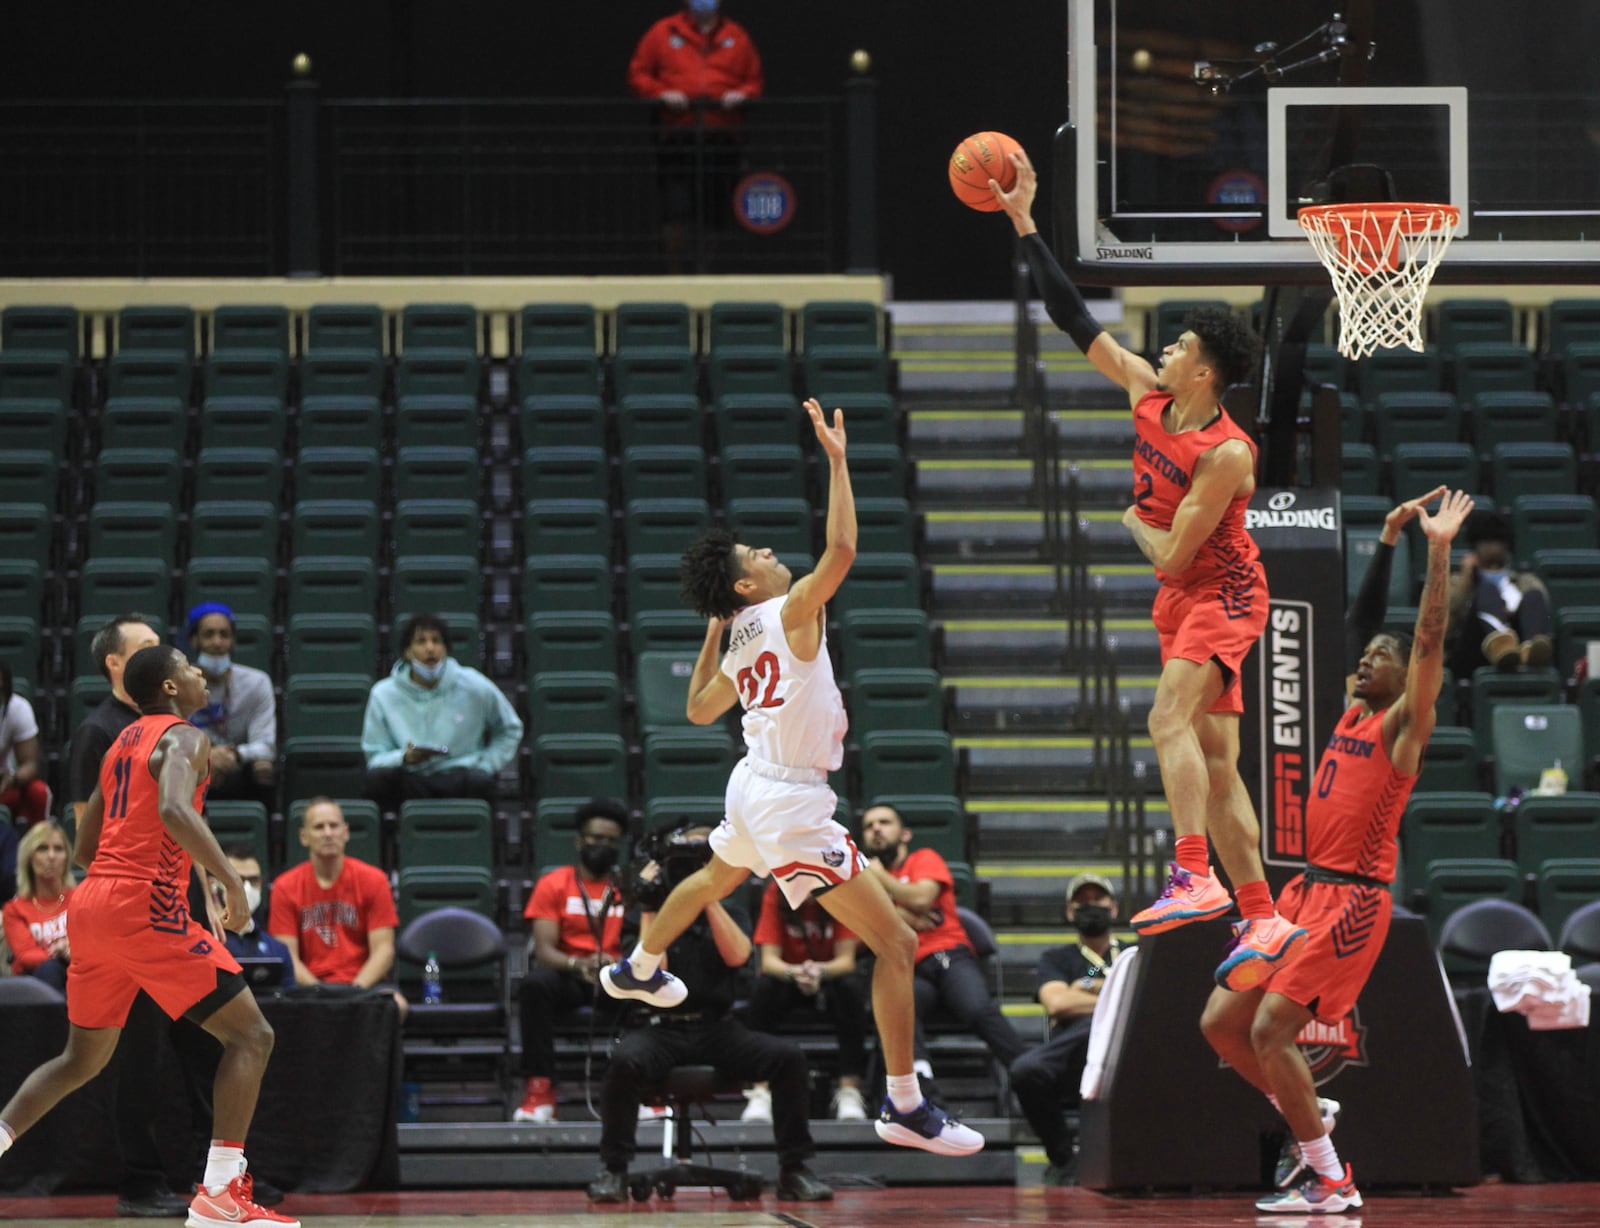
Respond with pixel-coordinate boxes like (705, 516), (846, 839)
(1020, 233), (1104, 354)
(1345, 539), (1395, 670)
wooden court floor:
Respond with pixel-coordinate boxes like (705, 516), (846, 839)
(3, 1183), (1600, 1226)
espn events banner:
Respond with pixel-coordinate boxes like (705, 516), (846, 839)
(1235, 487), (1347, 896)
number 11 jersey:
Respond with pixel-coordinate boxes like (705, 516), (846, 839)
(721, 594), (847, 773)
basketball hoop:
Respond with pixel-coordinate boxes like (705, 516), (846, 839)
(1298, 202), (1461, 359)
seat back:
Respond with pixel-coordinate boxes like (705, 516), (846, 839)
(1437, 896), (1552, 980)
(1557, 899), (1600, 963)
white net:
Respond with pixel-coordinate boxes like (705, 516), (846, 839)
(1299, 203), (1460, 360)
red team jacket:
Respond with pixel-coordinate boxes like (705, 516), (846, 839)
(627, 11), (764, 128)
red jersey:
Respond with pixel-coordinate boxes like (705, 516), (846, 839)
(1131, 390), (1261, 589)
(1304, 705), (1416, 883)
(2, 887), (74, 973)
(523, 865), (625, 959)
(89, 714), (208, 891)
(892, 848), (970, 962)
(753, 879), (856, 964)
(627, 11), (764, 129)
(268, 857), (398, 984)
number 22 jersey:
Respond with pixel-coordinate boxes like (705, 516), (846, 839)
(721, 594), (846, 774)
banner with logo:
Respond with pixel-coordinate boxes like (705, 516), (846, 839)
(1236, 486), (1346, 894)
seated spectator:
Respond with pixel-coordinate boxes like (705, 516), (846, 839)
(513, 798), (629, 1123)
(1447, 510), (1553, 675)
(2, 820), (76, 992)
(216, 842), (294, 989)
(742, 878), (868, 1123)
(185, 602), (277, 803)
(0, 661), (50, 828)
(361, 614), (524, 812)
(269, 797), (407, 1015)
(1009, 874), (1134, 1186)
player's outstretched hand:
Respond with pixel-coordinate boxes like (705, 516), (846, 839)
(1384, 484), (1448, 542)
(989, 150), (1038, 225)
(806, 397), (847, 461)
(1418, 488), (1473, 543)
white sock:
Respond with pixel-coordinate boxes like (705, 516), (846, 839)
(0, 1119), (14, 1155)
(1299, 1134), (1344, 1182)
(626, 944), (662, 979)
(203, 1144), (246, 1195)
(912, 1059), (933, 1079)
(886, 1073), (922, 1113)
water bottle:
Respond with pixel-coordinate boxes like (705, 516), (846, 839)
(422, 951), (443, 1004)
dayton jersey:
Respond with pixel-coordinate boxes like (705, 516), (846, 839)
(720, 594), (846, 773)
(89, 714), (208, 890)
(1131, 390), (1261, 588)
(1305, 704), (1417, 883)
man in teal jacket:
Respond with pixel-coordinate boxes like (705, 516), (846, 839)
(361, 614), (524, 811)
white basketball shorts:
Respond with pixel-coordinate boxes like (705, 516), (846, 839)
(710, 757), (866, 907)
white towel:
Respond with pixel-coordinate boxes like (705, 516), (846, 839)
(1488, 949), (1592, 1030)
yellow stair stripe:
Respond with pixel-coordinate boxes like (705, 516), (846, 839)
(951, 676), (1076, 688)
(954, 735), (1153, 748)
(924, 511), (1042, 523)
(977, 862), (1125, 878)
(918, 459), (1032, 471)
(941, 620), (1064, 631)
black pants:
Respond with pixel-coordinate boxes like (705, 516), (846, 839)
(517, 966), (618, 1079)
(364, 766), (496, 813)
(115, 992), (222, 1198)
(598, 1017), (813, 1174)
(912, 946), (1031, 1069)
(1009, 1018), (1093, 1166)
(26, 959), (67, 992)
(1448, 576), (1553, 676)
(745, 974), (867, 1081)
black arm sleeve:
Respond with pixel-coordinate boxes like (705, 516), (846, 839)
(1020, 232), (1104, 354)
(1346, 539), (1396, 670)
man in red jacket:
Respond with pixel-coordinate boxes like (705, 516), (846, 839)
(627, 0), (764, 264)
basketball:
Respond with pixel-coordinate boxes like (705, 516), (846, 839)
(948, 131), (1023, 212)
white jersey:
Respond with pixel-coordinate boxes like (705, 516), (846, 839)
(720, 594), (846, 773)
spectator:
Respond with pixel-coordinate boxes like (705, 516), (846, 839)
(0, 661), (49, 829)
(513, 798), (629, 1123)
(742, 878), (869, 1123)
(587, 825), (831, 1204)
(1447, 510), (1554, 675)
(860, 803), (1032, 1085)
(216, 843), (294, 990)
(2, 820), (76, 992)
(185, 602), (276, 803)
(361, 614), (523, 813)
(627, 0), (764, 266)
(269, 798), (405, 1014)
(1009, 874), (1134, 1187)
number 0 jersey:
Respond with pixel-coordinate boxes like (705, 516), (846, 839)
(721, 594), (846, 773)
(1306, 704), (1417, 883)
(1131, 389), (1261, 588)
(90, 713), (209, 888)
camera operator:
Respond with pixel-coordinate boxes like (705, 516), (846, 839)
(587, 824), (832, 1204)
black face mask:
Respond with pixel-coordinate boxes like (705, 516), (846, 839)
(1072, 904), (1113, 938)
(579, 842), (620, 877)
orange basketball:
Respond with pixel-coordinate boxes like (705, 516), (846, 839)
(949, 131), (1023, 212)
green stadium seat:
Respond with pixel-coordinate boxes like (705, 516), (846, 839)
(520, 303), (598, 352)
(204, 350), (289, 401)
(306, 304), (383, 353)
(194, 447), (283, 506)
(521, 554), (611, 616)
(0, 452), (55, 509)
(1554, 605), (1600, 680)
(0, 399), (67, 461)
(210, 305), (288, 354)
(198, 396), (286, 452)
(1547, 300), (1600, 355)
(523, 499), (612, 559)
(2, 305), (78, 358)
(0, 502), (55, 570)
(623, 498), (707, 557)
(184, 556), (276, 621)
(1468, 392), (1559, 461)
(528, 671), (624, 740)
(634, 651), (696, 735)
(1436, 299), (1515, 356)
(1357, 346), (1443, 406)
(294, 446), (381, 505)
(848, 668), (945, 735)
(1372, 392), (1461, 462)
(284, 797), (384, 869)
(1340, 495), (1391, 529)
(1, 615), (43, 687)
(391, 555), (482, 622)
(1512, 494), (1596, 567)
(519, 393), (605, 450)
(402, 303), (478, 352)
(298, 394), (381, 449)
(1562, 348), (1600, 414)
(856, 497), (916, 554)
(0, 562), (44, 623)
(287, 556), (378, 617)
(532, 733), (629, 799)
(228, 613), (273, 674)
(626, 553), (688, 618)
(838, 609), (933, 674)
(1345, 528), (1411, 609)
(642, 729), (738, 799)
(1399, 792), (1499, 892)
(620, 445), (705, 502)
(1453, 341), (1537, 403)
(286, 613), (379, 679)
(292, 500), (380, 559)
(68, 675), (112, 731)
(397, 797), (493, 870)
(803, 347), (890, 397)
(1470, 671), (1563, 757)
(517, 349), (602, 398)
(1423, 858), (1525, 944)
(1340, 443), (1381, 497)
(394, 446), (479, 503)
(99, 396), (187, 453)
(396, 394), (480, 451)
(615, 302), (692, 352)
(1489, 442), (1577, 506)
(1536, 858), (1600, 939)
(393, 499), (480, 558)
(118, 305), (195, 358)
(1416, 726), (1478, 792)
(708, 348), (791, 401)
(712, 393), (803, 449)
(827, 393), (901, 448)
(526, 611), (617, 678)
(1338, 392), (1368, 442)
(522, 445), (609, 503)
(639, 796), (724, 831)
(284, 673), (371, 738)
(1513, 794), (1600, 878)
(801, 302), (881, 352)
(823, 442), (906, 500)
(1302, 343), (1348, 391)
(1532, 548), (1600, 608)
(79, 558), (169, 621)
(726, 497), (812, 556)
(0, 351), (72, 406)
(106, 350), (192, 401)
(206, 800), (271, 870)
(718, 444), (806, 504)
(829, 552), (922, 617)
(396, 348), (479, 399)
(300, 349), (385, 399)
(1489, 703), (1583, 797)
(709, 302), (785, 351)
(1389, 442), (1479, 501)
(397, 867), (495, 925)
(613, 350), (697, 400)
(629, 610), (705, 656)
(859, 730), (957, 799)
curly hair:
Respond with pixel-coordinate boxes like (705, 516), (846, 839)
(680, 529), (748, 620)
(1184, 306), (1260, 391)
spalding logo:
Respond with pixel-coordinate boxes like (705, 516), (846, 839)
(1268, 491), (1297, 511)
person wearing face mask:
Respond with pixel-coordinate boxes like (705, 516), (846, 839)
(186, 603), (277, 804)
(361, 613), (524, 814)
(217, 845), (294, 989)
(1445, 510), (1554, 676)
(1008, 874), (1133, 1187)
(512, 799), (630, 1124)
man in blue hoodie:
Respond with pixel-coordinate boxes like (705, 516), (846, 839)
(361, 614), (524, 812)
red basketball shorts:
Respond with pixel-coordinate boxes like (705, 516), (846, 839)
(1151, 565), (1268, 716)
(66, 876), (242, 1030)
(1265, 874), (1393, 1024)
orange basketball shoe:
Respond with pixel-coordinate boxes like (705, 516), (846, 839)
(187, 1175), (299, 1228)
(1214, 914), (1309, 991)
(1128, 864), (1233, 934)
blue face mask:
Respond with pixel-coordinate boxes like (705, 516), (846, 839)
(688, 0), (718, 17)
(197, 653), (231, 675)
(410, 659), (446, 683)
